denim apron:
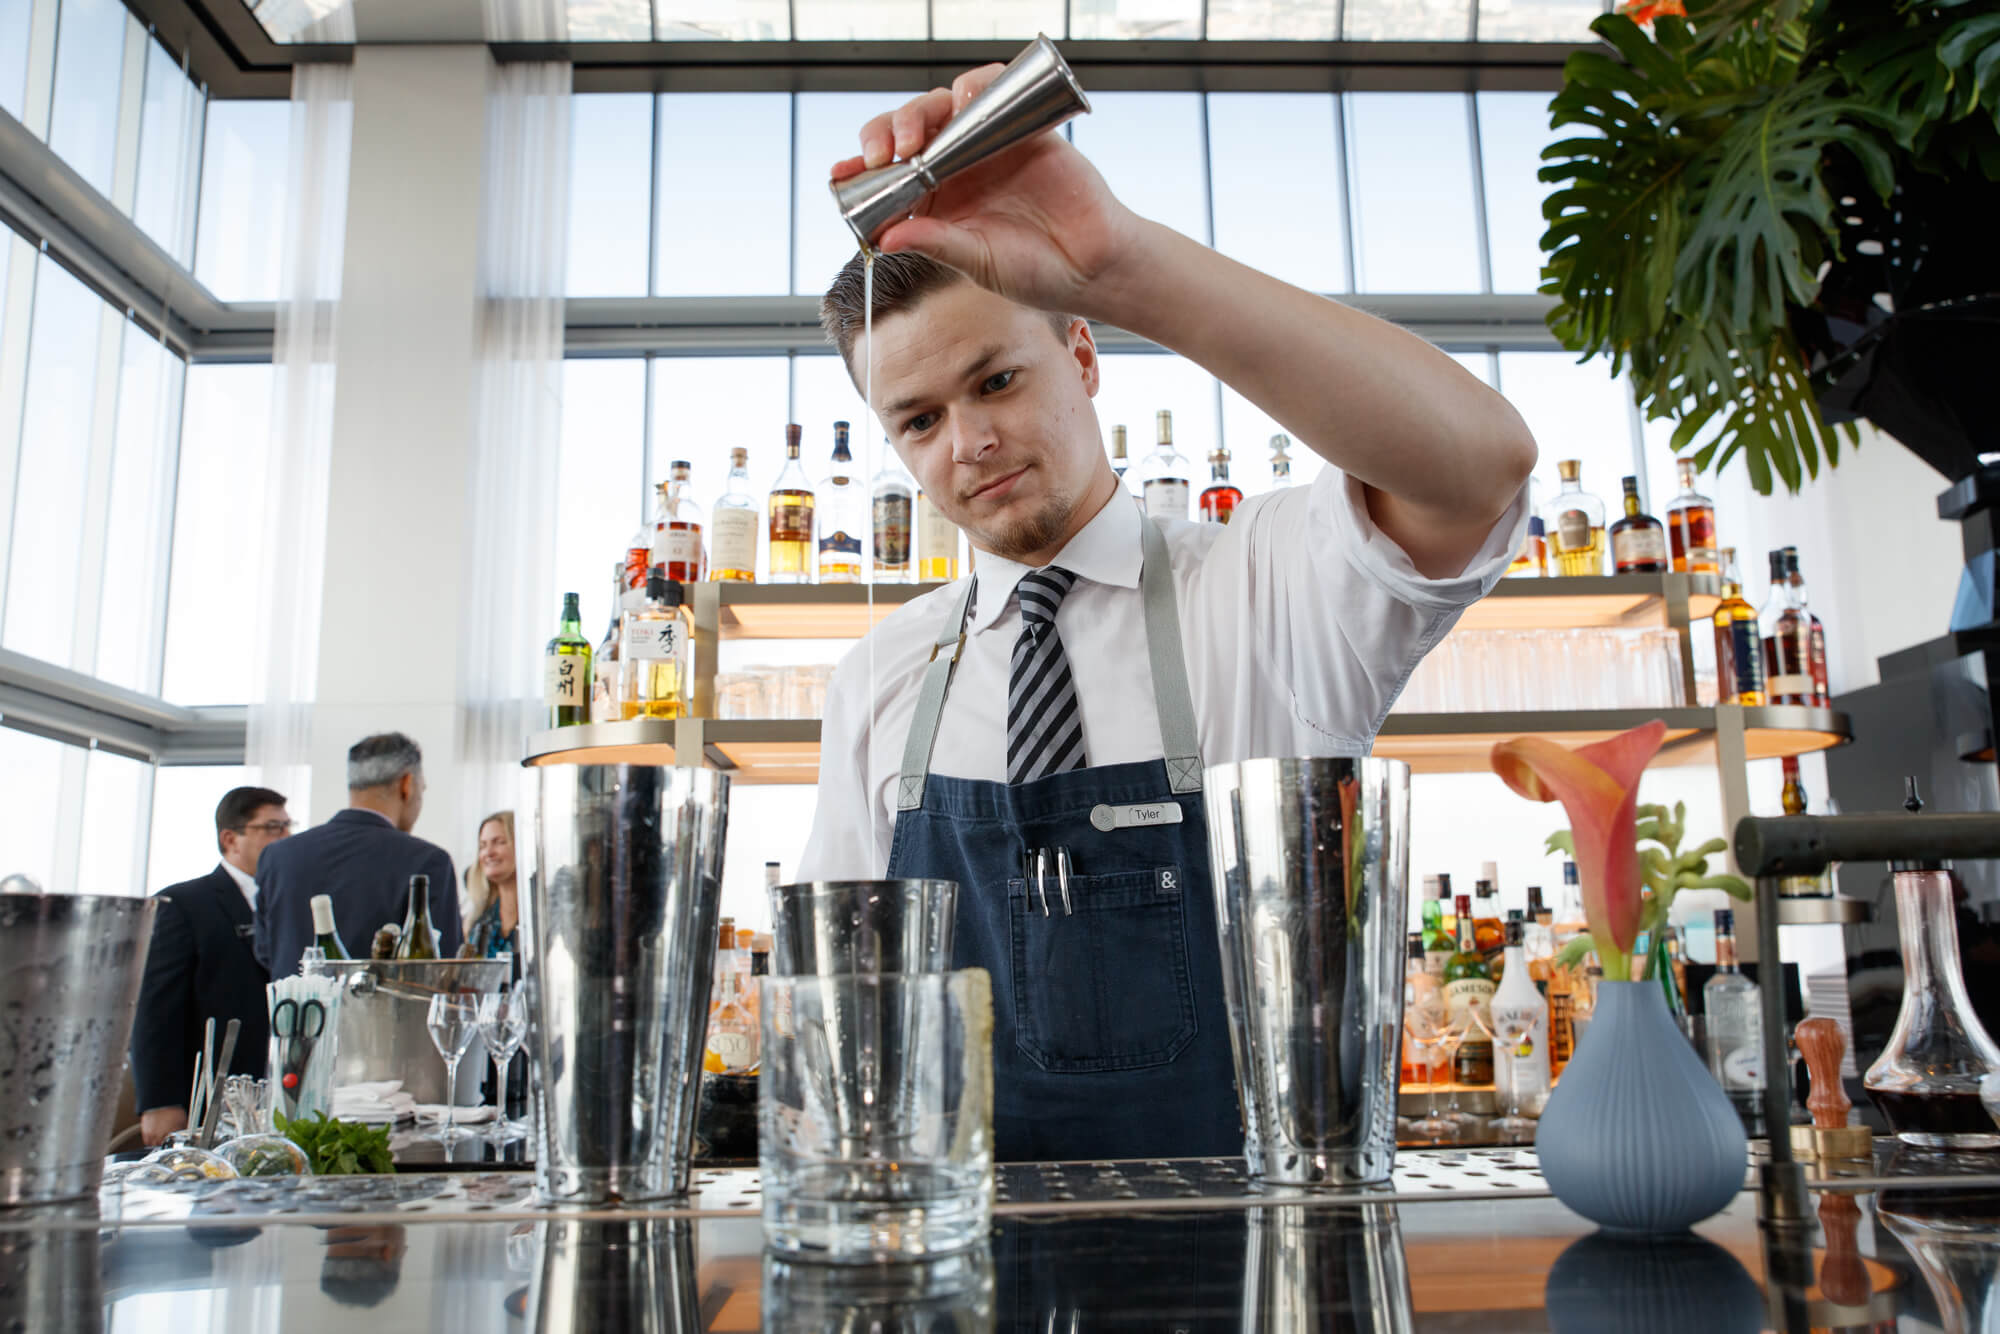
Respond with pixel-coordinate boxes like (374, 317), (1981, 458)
(885, 519), (1241, 1162)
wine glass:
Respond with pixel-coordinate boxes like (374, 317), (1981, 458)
(1490, 1007), (1540, 1141)
(478, 989), (530, 1143)
(1434, 1009), (1477, 1134)
(1403, 990), (1455, 1142)
(426, 992), (480, 1148)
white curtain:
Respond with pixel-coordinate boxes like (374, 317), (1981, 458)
(246, 63), (352, 816)
(455, 60), (570, 891)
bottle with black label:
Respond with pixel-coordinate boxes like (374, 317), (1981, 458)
(1444, 893), (1496, 1085)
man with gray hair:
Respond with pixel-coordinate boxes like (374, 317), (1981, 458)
(253, 732), (461, 980)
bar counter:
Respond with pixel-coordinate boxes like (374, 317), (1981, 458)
(13, 1144), (1997, 1331)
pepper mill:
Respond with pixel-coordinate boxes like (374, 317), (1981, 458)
(1789, 1017), (1874, 1160)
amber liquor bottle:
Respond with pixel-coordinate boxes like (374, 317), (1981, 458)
(1609, 476), (1670, 573)
(1199, 447), (1242, 524)
(767, 424), (815, 584)
(1444, 894), (1496, 1086)
(1712, 547), (1766, 706)
(1763, 547), (1829, 706)
(1665, 456), (1720, 575)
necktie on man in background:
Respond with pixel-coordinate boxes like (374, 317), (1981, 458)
(1008, 566), (1088, 784)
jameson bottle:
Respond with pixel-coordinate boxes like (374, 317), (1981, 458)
(543, 592), (591, 728)
(395, 874), (440, 961)
(1444, 893), (1496, 1085)
(310, 894), (351, 961)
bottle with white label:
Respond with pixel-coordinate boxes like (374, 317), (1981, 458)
(710, 447), (758, 583)
(1135, 408), (1191, 521)
(619, 575), (689, 720)
(544, 592), (591, 728)
(1704, 908), (1764, 1121)
(651, 461), (707, 583)
(917, 490), (960, 581)
(1490, 915), (1552, 1126)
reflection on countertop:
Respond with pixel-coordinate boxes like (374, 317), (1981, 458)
(8, 1148), (2000, 1333)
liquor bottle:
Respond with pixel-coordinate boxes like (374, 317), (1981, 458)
(1552, 861), (1585, 943)
(1665, 456), (1720, 575)
(1570, 961), (1602, 1047)
(1420, 875), (1452, 977)
(817, 421), (865, 584)
(1609, 475), (1669, 574)
(1523, 889), (1555, 991)
(710, 447), (758, 583)
(1782, 755), (1807, 815)
(1200, 447), (1242, 524)
(395, 874), (440, 960)
(1712, 547), (1767, 706)
(1506, 516), (1547, 578)
(1764, 547), (1829, 706)
(624, 512), (653, 593)
(1110, 424), (1129, 489)
(872, 446), (915, 584)
(591, 563), (623, 724)
(651, 461), (707, 583)
(310, 894), (351, 961)
(620, 574), (690, 720)
(1444, 893), (1496, 1086)
(543, 592), (591, 728)
(1270, 434), (1294, 489)
(768, 424), (815, 585)
(1491, 916), (1552, 1111)
(1704, 908), (1764, 1120)
(704, 962), (759, 1076)
(917, 491), (960, 581)
(1542, 460), (1607, 576)
(1403, 934), (1440, 1085)
(1472, 866), (1504, 959)
(1435, 871), (1456, 940)
(1136, 409), (1191, 521)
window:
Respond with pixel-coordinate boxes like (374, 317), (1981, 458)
(648, 355), (791, 501)
(1496, 350), (1639, 513)
(95, 324), (182, 693)
(553, 359), (645, 638)
(79, 748), (151, 896)
(1477, 0), (1603, 43)
(1208, 93), (1346, 294)
(932, 0), (1063, 38)
(1346, 92), (1483, 293)
(132, 41), (205, 267)
(195, 99), (290, 303)
(0, 0), (32, 123)
(1071, 0), (1201, 39)
(1477, 91), (1558, 294)
(655, 93), (791, 297)
(1345, 0), (1472, 40)
(1206, 0), (1337, 39)
(46, 0), (131, 198)
(1094, 352), (1219, 476)
(567, 94), (653, 297)
(793, 0), (927, 39)
(0, 729), (65, 888)
(147, 764), (253, 894)
(655, 0), (789, 39)
(792, 91), (919, 299)
(1069, 93), (1210, 246)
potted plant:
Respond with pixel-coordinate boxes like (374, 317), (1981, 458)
(1492, 722), (1750, 1233)
(1541, 0), (2000, 493)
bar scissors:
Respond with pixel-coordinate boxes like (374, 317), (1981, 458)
(272, 997), (327, 1113)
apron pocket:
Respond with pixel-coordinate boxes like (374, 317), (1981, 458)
(1007, 867), (1198, 1074)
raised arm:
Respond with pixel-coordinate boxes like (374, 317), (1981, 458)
(841, 67), (1537, 577)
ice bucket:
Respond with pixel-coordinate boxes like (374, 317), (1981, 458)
(320, 959), (514, 1105)
(0, 894), (155, 1205)
(528, 764), (730, 1204)
(1204, 757), (1411, 1186)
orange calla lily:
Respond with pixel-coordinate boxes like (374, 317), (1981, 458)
(1490, 720), (1668, 980)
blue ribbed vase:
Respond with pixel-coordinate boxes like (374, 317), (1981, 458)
(1535, 980), (1748, 1233)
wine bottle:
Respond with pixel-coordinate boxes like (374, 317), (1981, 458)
(310, 894), (351, 961)
(395, 874), (440, 960)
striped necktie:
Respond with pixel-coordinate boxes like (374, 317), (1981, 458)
(1008, 566), (1087, 785)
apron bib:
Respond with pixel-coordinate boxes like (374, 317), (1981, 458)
(885, 519), (1241, 1162)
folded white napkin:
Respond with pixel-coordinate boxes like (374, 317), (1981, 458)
(412, 1103), (498, 1125)
(332, 1081), (417, 1125)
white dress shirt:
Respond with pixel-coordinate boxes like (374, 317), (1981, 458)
(799, 467), (1529, 880)
(221, 859), (258, 910)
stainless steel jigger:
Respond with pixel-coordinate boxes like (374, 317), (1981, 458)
(829, 33), (1090, 251)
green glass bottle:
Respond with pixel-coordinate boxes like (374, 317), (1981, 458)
(394, 874), (440, 961)
(310, 894), (351, 961)
(1420, 874), (1452, 975)
(544, 591), (592, 728)
(1443, 893), (1496, 1085)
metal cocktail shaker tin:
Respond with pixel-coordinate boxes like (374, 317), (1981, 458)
(1204, 757), (1413, 1187)
(829, 34), (1090, 251)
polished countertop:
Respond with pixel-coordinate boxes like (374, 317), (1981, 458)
(6, 1145), (1999, 1332)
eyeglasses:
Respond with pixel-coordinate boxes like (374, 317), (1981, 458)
(239, 820), (295, 835)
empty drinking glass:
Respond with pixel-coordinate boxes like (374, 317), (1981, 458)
(426, 993), (480, 1148)
(760, 969), (994, 1263)
(479, 987), (530, 1143)
(1403, 991), (1455, 1142)
(1489, 1009), (1540, 1141)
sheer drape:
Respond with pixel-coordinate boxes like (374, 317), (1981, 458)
(455, 60), (570, 882)
(246, 64), (351, 815)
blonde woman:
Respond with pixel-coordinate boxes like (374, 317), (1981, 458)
(461, 811), (519, 961)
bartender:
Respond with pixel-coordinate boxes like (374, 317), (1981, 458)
(797, 66), (1537, 1162)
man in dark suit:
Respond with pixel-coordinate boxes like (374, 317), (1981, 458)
(131, 785), (293, 1146)
(254, 732), (461, 981)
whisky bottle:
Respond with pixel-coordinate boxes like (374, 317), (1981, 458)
(1665, 456), (1720, 575)
(767, 424), (815, 584)
(651, 461), (707, 583)
(1200, 447), (1242, 523)
(620, 574), (690, 720)
(710, 447), (758, 583)
(1270, 433), (1294, 489)
(871, 446), (915, 584)
(1712, 547), (1766, 706)
(1110, 424), (1129, 489)
(1444, 894), (1496, 1085)
(310, 894), (351, 961)
(917, 490), (960, 581)
(1403, 934), (1440, 1085)
(817, 421), (864, 584)
(1419, 875), (1451, 977)
(543, 592), (591, 728)
(1764, 547), (1828, 706)
(1782, 755), (1807, 815)
(1542, 460), (1607, 576)
(1506, 516), (1547, 578)
(1135, 409), (1191, 521)
(623, 513), (653, 594)
(591, 563), (623, 725)
(1472, 864), (1504, 960)
(395, 874), (440, 960)
(1609, 475), (1669, 573)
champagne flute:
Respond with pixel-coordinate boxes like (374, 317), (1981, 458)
(477, 988), (529, 1143)
(426, 992), (480, 1148)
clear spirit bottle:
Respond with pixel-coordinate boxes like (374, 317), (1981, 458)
(767, 424), (815, 585)
(1541, 459), (1607, 577)
(817, 421), (865, 584)
(651, 461), (707, 583)
(871, 444), (914, 584)
(1704, 908), (1764, 1122)
(1270, 433), (1293, 489)
(709, 447), (758, 583)
(1109, 424), (1129, 491)
(591, 563), (623, 724)
(1200, 447), (1242, 524)
(1609, 475), (1670, 573)
(1135, 409), (1191, 521)
(917, 491), (959, 581)
(620, 574), (690, 720)
(1665, 456), (1720, 575)
(543, 591), (591, 728)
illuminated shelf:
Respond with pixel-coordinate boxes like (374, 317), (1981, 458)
(699, 572), (1722, 641)
(524, 706), (1848, 785)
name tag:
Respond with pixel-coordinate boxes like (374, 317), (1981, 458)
(1089, 802), (1183, 832)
